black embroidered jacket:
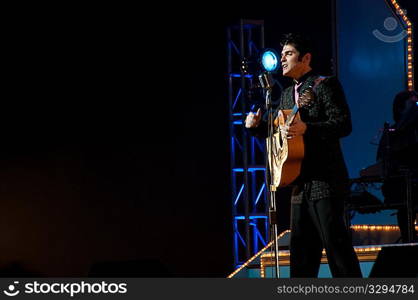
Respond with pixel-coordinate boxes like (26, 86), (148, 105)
(253, 71), (352, 202)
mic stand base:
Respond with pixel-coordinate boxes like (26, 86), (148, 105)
(268, 190), (280, 278)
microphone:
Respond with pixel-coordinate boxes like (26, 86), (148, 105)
(258, 72), (275, 89)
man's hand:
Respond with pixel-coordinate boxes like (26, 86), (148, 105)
(245, 108), (262, 128)
(287, 119), (307, 139)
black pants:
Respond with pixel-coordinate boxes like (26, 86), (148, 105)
(290, 197), (362, 277)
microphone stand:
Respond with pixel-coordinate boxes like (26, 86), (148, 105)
(259, 72), (280, 278)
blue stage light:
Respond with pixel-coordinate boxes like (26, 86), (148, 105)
(261, 49), (279, 72)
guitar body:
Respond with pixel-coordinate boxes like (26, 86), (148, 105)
(265, 77), (325, 188)
(267, 109), (305, 188)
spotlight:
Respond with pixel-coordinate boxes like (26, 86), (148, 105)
(260, 49), (280, 73)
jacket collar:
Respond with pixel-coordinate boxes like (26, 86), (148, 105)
(293, 70), (316, 86)
(288, 71), (318, 105)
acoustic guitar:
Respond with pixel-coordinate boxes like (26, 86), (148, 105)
(267, 78), (325, 188)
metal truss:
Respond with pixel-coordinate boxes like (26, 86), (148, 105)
(227, 19), (269, 268)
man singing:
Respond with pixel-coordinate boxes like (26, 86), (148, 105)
(245, 33), (362, 277)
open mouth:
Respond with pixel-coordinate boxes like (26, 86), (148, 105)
(282, 64), (288, 70)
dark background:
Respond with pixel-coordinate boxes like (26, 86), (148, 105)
(1, 0), (417, 277)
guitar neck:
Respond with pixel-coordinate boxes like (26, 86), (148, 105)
(285, 104), (299, 126)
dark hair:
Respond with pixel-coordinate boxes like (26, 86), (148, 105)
(393, 90), (418, 123)
(280, 33), (313, 61)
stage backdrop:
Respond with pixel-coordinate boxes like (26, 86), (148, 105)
(335, 0), (409, 224)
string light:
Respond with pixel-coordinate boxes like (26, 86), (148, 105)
(351, 224), (418, 231)
(390, 0), (414, 90)
(227, 230), (290, 278)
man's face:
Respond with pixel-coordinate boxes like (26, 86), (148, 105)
(281, 44), (305, 79)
